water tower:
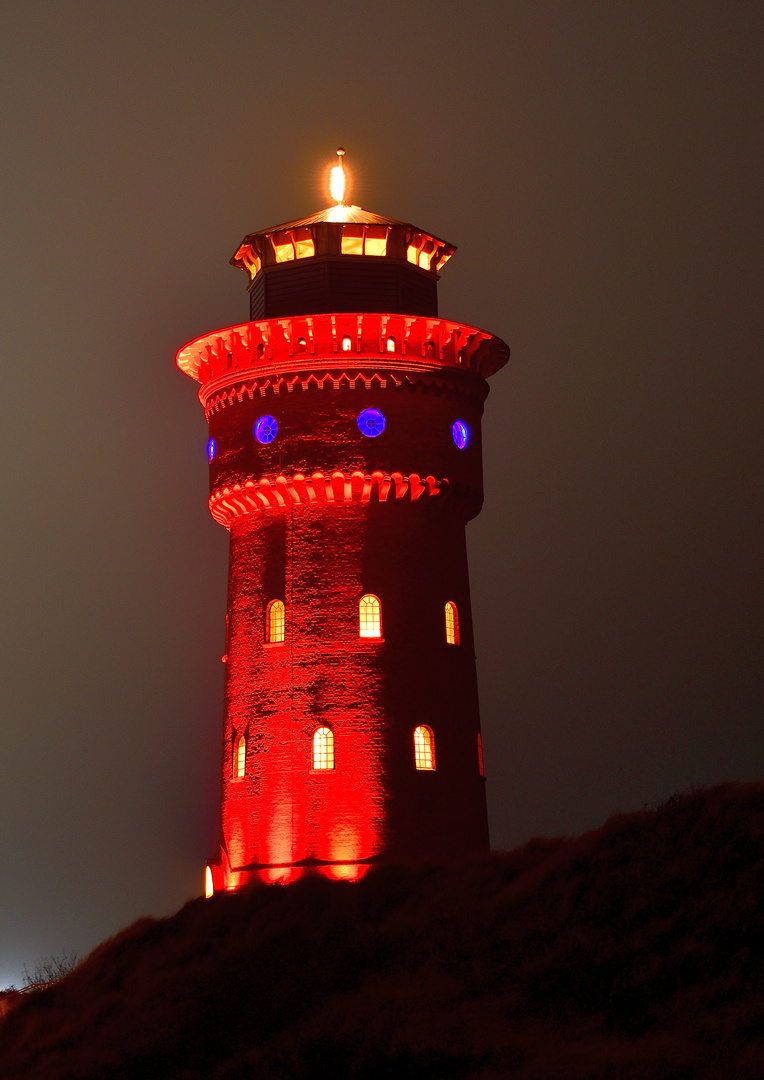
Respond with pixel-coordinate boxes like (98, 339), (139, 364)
(176, 152), (509, 890)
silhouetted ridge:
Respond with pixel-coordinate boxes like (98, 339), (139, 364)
(2, 783), (763, 1079)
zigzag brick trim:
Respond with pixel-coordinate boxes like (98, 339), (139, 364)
(201, 368), (486, 419)
(209, 470), (448, 527)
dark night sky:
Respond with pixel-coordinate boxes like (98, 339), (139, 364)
(1, 2), (762, 985)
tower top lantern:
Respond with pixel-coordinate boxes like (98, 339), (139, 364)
(230, 148), (458, 321)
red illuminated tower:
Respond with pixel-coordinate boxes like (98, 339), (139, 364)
(177, 153), (509, 891)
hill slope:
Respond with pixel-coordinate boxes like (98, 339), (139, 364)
(2, 783), (763, 1079)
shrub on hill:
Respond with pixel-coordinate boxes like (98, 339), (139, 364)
(1, 783), (763, 1079)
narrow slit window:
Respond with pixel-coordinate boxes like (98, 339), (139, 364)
(477, 733), (485, 777)
(445, 601), (459, 645)
(312, 727), (334, 770)
(414, 726), (435, 771)
(359, 594), (381, 638)
(234, 734), (246, 779)
(267, 600), (285, 643)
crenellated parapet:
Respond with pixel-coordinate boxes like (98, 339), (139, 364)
(176, 312), (509, 391)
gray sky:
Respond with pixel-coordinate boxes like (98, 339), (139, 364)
(1, 0), (762, 985)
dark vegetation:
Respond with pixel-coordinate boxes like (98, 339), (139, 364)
(2, 783), (763, 1079)
(21, 950), (81, 987)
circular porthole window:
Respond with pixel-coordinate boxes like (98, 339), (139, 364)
(357, 408), (386, 438)
(452, 420), (469, 449)
(254, 415), (279, 445)
(207, 438), (216, 462)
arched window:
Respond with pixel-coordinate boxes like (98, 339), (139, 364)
(233, 733), (246, 779)
(341, 335), (352, 352)
(267, 600), (285, 643)
(359, 594), (381, 638)
(414, 726), (435, 771)
(312, 726), (334, 770)
(297, 337), (307, 353)
(445, 601), (459, 645)
(386, 336), (396, 353)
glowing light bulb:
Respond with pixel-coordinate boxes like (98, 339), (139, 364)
(330, 147), (346, 204)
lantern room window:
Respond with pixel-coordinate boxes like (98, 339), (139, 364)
(312, 727), (334, 770)
(341, 226), (364, 256)
(445, 601), (459, 645)
(233, 734), (246, 779)
(364, 226), (388, 257)
(359, 594), (381, 638)
(340, 224), (388, 257)
(414, 726), (435, 770)
(292, 228), (314, 260)
(267, 600), (285, 644)
(272, 231), (295, 263)
(271, 227), (314, 263)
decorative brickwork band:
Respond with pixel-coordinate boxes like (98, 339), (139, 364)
(209, 470), (447, 527)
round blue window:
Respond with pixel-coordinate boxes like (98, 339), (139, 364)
(254, 415), (278, 445)
(452, 420), (470, 449)
(207, 438), (216, 462)
(357, 408), (386, 438)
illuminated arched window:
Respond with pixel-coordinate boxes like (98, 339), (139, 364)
(233, 733), (246, 779)
(267, 600), (285, 643)
(386, 336), (396, 353)
(359, 594), (381, 638)
(445, 601), (459, 645)
(205, 865), (214, 898)
(312, 726), (334, 770)
(297, 337), (307, 353)
(414, 726), (435, 771)
(342, 335), (352, 352)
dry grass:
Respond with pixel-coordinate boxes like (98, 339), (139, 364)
(1, 783), (763, 1078)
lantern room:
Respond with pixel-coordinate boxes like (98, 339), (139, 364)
(231, 176), (456, 321)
